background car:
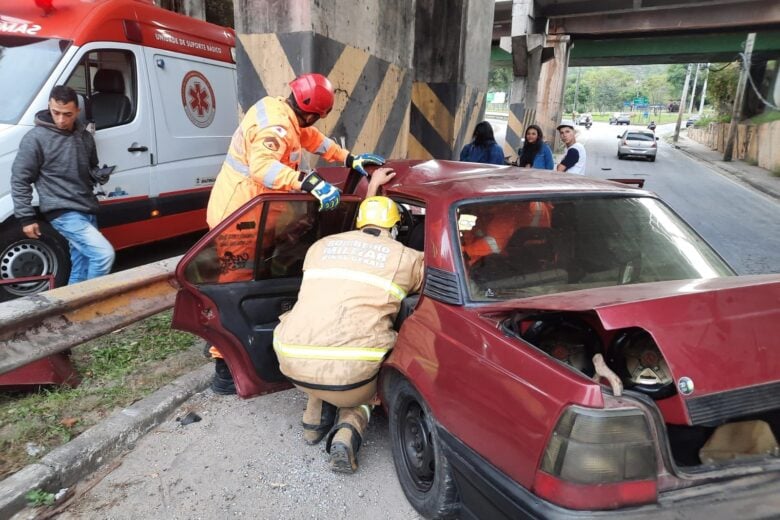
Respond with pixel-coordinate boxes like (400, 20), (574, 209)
(617, 129), (659, 161)
(172, 162), (780, 519)
(686, 114), (701, 127)
(615, 112), (632, 125)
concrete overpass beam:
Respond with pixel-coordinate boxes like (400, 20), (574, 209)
(410, 0), (495, 159)
(548, 0), (780, 36)
(233, 0), (415, 160)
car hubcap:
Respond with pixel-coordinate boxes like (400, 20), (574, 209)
(0, 240), (58, 296)
(401, 400), (435, 491)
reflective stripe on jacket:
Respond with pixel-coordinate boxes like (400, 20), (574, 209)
(206, 96), (349, 228)
(273, 229), (424, 389)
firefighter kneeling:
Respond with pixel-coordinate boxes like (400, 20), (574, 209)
(273, 196), (424, 473)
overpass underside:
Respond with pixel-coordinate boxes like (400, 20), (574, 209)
(569, 30), (780, 66)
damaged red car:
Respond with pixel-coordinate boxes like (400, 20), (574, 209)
(172, 160), (780, 519)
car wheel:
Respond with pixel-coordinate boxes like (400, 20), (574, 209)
(388, 377), (460, 519)
(617, 153), (624, 160)
(0, 222), (71, 302)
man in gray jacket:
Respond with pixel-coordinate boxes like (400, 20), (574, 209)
(11, 85), (115, 285)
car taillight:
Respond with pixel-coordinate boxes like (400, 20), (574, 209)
(534, 404), (657, 510)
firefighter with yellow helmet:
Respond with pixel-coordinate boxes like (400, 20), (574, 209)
(273, 195), (424, 473)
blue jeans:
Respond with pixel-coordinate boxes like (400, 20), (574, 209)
(50, 211), (115, 285)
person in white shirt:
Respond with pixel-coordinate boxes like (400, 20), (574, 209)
(556, 121), (587, 175)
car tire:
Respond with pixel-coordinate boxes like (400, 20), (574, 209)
(617, 153), (624, 160)
(0, 221), (71, 302)
(387, 377), (460, 519)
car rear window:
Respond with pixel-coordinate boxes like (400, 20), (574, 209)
(456, 196), (734, 302)
(626, 132), (653, 141)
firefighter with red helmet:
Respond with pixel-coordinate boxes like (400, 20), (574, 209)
(206, 73), (386, 394)
(273, 196), (424, 473)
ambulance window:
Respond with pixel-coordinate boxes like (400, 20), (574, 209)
(65, 50), (137, 130)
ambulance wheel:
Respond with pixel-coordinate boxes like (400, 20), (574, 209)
(388, 377), (460, 519)
(0, 222), (71, 301)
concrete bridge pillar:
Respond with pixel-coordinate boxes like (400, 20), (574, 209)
(535, 34), (571, 150)
(233, 0), (415, 161)
(500, 0), (545, 161)
(409, 0), (494, 159)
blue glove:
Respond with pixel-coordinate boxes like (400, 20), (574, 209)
(346, 153), (385, 176)
(301, 171), (340, 211)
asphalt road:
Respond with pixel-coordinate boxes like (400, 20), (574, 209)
(488, 119), (780, 275)
(53, 121), (779, 519)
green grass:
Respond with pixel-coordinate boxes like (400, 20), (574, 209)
(25, 489), (56, 507)
(748, 110), (780, 125)
(0, 311), (205, 480)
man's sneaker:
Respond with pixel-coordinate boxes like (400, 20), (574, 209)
(211, 358), (236, 395)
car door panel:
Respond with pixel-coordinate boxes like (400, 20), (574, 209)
(173, 193), (361, 398)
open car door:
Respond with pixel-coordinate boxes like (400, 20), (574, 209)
(172, 193), (362, 398)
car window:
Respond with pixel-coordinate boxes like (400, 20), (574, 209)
(626, 132), (654, 141)
(457, 196), (734, 301)
(64, 49), (137, 130)
(183, 199), (359, 285)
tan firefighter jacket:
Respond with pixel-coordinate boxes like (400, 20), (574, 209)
(273, 228), (424, 390)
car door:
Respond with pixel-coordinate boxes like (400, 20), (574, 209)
(172, 193), (361, 398)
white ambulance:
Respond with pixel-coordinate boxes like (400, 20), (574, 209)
(0, 0), (237, 300)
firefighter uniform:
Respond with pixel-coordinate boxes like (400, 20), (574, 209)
(206, 95), (349, 228)
(273, 220), (424, 472)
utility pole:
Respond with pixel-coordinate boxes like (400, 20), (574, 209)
(673, 64), (693, 144)
(724, 33), (756, 161)
(699, 64), (710, 114)
(573, 68), (581, 115)
(687, 63), (700, 114)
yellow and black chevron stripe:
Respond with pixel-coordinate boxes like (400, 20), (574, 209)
(409, 83), (486, 160)
(504, 102), (537, 163)
(235, 32), (411, 160)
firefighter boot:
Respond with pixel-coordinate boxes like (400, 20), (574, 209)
(302, 396), (337, 445)
(211, 358), (236, 395)
(326, 405), (370, 474)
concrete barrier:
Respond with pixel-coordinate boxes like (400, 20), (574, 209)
(687, 120), (780, 172)
(0, 256), (181, 376)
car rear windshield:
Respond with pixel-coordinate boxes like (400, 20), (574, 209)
(0, 36), (69, 124)
(457, 196), (734, 302)
(626, 132), (654, 141)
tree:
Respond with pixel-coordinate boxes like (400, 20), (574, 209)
(707, 63), (740, 115)
(666, 64), (688, 97)
(641, 74), (672, 106)
(564, 75), (591, 111)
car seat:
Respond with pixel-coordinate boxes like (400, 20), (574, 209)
(91, 69), (132, 129)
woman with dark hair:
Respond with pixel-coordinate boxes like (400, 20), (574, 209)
(459, 121), (505, 165)
(517, 124), (554, 169)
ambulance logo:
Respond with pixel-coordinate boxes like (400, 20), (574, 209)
(181, 71), (216, 128)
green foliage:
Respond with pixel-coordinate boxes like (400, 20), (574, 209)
(707, 63), (739, 116)
(0, 311), (201, 480)
(488, 65), (512, 94)
(749, 110), (780, 125)
(26, 489), (56, 507)
(666, 64), (688, 96)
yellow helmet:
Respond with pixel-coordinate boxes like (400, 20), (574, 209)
(356, 196), (400, 229)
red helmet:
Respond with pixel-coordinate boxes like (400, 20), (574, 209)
(289, 73), (334, 118)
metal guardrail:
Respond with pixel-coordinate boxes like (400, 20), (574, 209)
(0, 256), (182, 376)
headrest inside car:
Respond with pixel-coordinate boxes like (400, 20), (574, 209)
(94, 69), (125, 94)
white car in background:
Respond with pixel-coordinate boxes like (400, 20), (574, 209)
(617, 129), (659, 161)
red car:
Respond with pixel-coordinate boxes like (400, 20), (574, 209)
(172, 161), (780, 519)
